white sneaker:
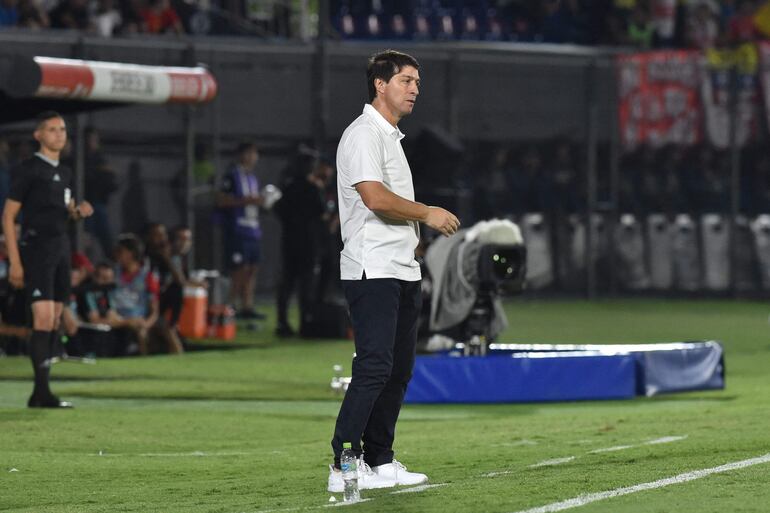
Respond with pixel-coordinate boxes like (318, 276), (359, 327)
(327, 459), (397, 493)
(371, 459), (428, 486)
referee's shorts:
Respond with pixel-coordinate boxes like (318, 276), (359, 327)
(19, 232), (71, 304)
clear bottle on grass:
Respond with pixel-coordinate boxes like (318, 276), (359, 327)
(340, 442), (360, 502)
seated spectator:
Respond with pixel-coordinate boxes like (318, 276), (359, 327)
(140, 0), (183, 35)
(112, 235), (183, 355)
(0, 0), (19, 27)
(145, 223), (186, 333)
(169, 225), (204, 287)
(0, 235), (30, 355)
(59, 252), (92, 356)
(49, 0), (93, 30)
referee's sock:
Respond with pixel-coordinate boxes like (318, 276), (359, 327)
(29, 330), (53, 398)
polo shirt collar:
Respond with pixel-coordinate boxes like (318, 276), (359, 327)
(363, 104), (404, 141)
(35, 152), (59, 167)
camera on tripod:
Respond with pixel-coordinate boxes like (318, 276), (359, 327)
(422, 219), (527, 356)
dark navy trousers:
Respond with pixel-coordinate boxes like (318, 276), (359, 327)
(331, 276), (421, 468)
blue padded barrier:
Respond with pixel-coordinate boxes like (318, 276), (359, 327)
(489, 341), (725, 397)
(404, 353), (636, 404)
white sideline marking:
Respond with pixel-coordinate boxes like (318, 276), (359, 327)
(91, 450), (255, 458)
(645, 435), (687, 445)
(589, 445), (634, 454)
(529, 457), (575, 468)
(589, 435), (687, 454)
(510, 453), (770, 513)
(325, 499), (372, 507)
(484, 470), (514, 477)
(391, 483), (448, 494)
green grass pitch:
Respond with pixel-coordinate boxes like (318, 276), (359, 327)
(1, 299), (770, 512)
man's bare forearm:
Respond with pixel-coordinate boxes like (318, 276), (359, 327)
(357, 182), (428, 223)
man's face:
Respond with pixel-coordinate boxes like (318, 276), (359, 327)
(95, 267), (115, 286)
(34, 117), (67, 154)
(149, 225), (168, 248)
(240, 148), (258, 170)
(377, 65), (420, 119)
(172, 229), (192, 255)
(70, 267), (88, 287)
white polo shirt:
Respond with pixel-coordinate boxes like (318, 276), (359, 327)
(336, 104), (421, 281)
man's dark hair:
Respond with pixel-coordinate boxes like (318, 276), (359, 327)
(170, 224), (190, 239)
(236, 141), (257, 156)
(367, 50), (420, 102)
(95, 261), (113, 272)
(35, 111), (63, 129)
(116, 234), (144, 263)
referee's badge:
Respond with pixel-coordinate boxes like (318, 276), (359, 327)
(64, 188), (71, 206)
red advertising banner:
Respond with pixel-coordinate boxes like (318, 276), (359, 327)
(617, 51), (701, 150)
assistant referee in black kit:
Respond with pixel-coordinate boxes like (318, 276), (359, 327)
(2, 111), (93, 408)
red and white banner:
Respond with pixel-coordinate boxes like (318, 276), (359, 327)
(33, 57), (217, 104)
(617, 51), (702, 149)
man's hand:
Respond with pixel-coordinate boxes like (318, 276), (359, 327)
(9, 262), (23, 289)
(424, 206), (460, 237)
(77, 201), (94, 218)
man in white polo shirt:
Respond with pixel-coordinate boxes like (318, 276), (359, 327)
(327, 50), (460, 493)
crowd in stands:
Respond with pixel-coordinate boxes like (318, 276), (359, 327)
(460, 139), (770, 223)
(333, 0), (770, 47)
(2, 0), (770, 46)
(0, 0), (183, 36)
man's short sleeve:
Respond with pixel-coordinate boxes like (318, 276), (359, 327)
(146, 271), (160, 299)
(84, 292), (98, 314)
(8, 164), (33, 203)
(345, 126), (384, 186)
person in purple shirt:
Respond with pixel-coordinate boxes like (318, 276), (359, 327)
(217, 142), (265, 319)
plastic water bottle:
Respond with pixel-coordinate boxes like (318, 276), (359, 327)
(340, 442), (360, 502)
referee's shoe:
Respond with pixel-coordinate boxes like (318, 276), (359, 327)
(27, 393), (74, 408)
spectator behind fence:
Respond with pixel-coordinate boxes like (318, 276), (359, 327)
(84, 127), (118, 257)
(140, 0), (183, 34)
(217, 142), (264, 320)
(18, 0), (48, 28)
(93, 0), (121, 36)
(49, 0), (92, 31)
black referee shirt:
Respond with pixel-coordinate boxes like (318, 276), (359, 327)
(8, 155), (72, 237)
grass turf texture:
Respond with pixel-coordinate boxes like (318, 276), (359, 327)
(1, 299), (769, 513)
